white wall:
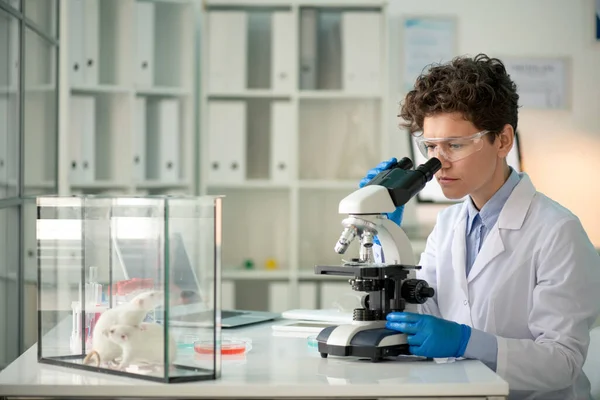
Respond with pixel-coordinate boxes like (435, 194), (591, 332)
(387, 0), (600, 247)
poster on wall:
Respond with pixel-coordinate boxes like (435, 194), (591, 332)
(502, 57), (569, 110)
(596, 0), (600, 40)
(402, 17), (456, 93)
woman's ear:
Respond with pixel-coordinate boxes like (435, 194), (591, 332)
(496, 124), (514, 158)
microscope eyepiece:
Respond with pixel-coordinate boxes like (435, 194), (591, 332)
(363, 157), (414, 187)
(395, 157), (413, 170)
(370, 157), (442, 207)
(415, 157), (442, 182)
(357, 156), (442, 208)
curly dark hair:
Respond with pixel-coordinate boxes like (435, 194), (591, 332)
(399, 53), (519, 139)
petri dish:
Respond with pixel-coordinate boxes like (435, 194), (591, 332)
(194, 339), (248, 356)
(307, 335), (318, 350)
(178, 334), (200, 349)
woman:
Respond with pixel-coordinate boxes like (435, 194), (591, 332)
(361, 54), (600, 399)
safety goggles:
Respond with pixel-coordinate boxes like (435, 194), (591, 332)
(414, 130), (490, 162)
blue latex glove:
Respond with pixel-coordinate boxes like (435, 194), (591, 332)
(359, 158), (405, 245)
(385, 312), (472, 358)
(359, 157), (398, 188)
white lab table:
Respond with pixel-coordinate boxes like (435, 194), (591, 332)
(0, 320), (509, 399)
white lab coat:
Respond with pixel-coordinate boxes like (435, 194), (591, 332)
(415, 173), (600, 400)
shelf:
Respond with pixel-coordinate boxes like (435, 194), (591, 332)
(24, 180), (55, 189)
(207, 90), (291, 99)
(204, 0), (384, 6)
(62, 0), (196, 198)
(135, 179), (192, 189)
(139, 0), (193, 4)
(298, 90), (383, 100)
(207, 180), (291, 189)
(204, 0), (292, 6)
(22, 85), (57, 94)
(296, 0), (386, 6)
(207, 189), (290, 274)
(71, 85), (131, 95)
(136, 86), (192, 97)
(199, 1), (390, 312)
(222, 269), (290, 280)
(70, 180), (130, 190)
(298, 180), (357, 190)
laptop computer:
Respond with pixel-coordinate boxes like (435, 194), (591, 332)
(111, 232), (279, 328)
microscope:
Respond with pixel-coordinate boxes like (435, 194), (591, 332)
(314, 157), (442, 362)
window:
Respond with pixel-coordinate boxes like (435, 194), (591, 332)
(0, 0), (58, 369)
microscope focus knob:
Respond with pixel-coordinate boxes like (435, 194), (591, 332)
(401, 279), (435, 304)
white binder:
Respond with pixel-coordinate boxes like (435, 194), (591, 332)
(341, 12), (382, 93)
(271, 11), (294, 92)
(80, 96), (96, 183)
(68, 96), (84, 183)
(222, 281), (235, 311)
(135, 2), (155, 87)
(269, 282), (290, 313)
(299, 282), (317, 310)
(147, 99), (180, 182)
(207, 11), (247, 93)
(133, 97), (147, 182)
(270, 101), (293, 182)
(299, 8), (317, 90)
(83, 0), (99, 86)
(68, 0), (85, 86)
(207, 101), (246, 183)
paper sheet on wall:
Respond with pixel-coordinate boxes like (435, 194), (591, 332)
(503, 58), (568, 109)
(403, 18), (456, 93)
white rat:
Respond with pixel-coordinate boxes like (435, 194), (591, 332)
(106, 322), (177, 370)
(82, 290), (163, 367)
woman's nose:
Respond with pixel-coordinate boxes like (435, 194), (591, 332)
(433, 149), (452, 167)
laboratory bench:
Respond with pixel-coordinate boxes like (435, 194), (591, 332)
(0, 319), (509, 399)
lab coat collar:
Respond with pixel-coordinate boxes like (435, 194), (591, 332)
(466, 173), (537, 283)
(497, 172), (536, 230)
(466, 167), (521, 234)
(452, 172), (537, 286)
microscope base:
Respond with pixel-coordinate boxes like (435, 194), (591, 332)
(316, 324), (410, 362)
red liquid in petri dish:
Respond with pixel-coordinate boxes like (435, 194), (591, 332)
(194, 340), (246, 355)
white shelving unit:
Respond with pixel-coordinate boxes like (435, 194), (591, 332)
(62, 0), (197, 196)
(199, 0), (427, 312)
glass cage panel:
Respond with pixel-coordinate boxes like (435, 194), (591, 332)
(36, 194), (222, 383)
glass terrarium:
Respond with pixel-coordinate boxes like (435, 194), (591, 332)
(36, 195), (222, 383)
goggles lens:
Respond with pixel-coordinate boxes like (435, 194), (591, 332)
(415, 130), (490, 162)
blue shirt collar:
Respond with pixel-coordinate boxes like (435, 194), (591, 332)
(466, 167), (521, 233)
